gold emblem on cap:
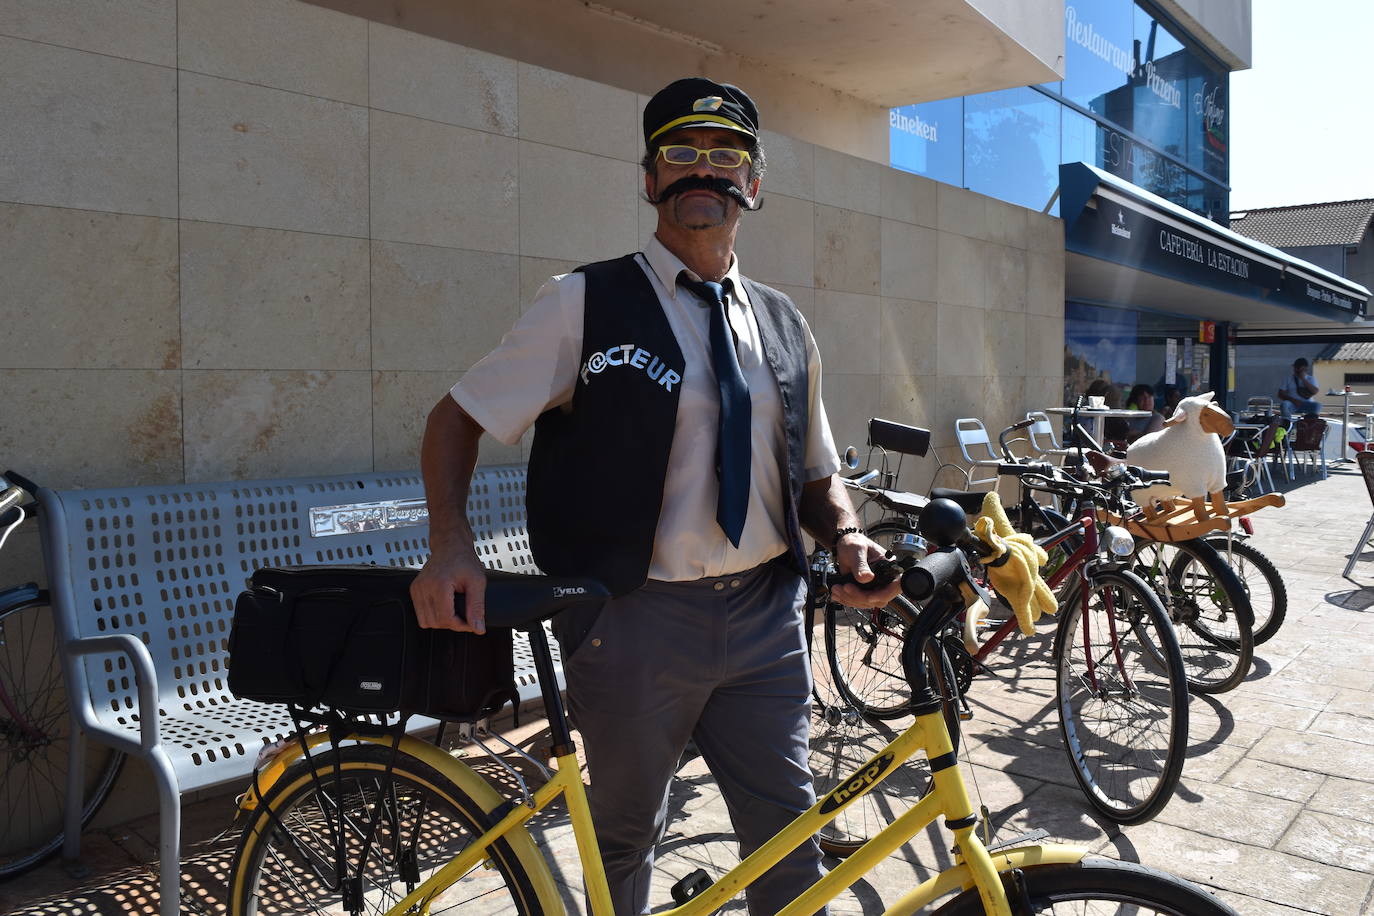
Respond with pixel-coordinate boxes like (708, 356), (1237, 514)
(693, 96), (724, 112)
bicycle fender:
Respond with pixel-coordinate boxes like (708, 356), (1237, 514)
(881, 843), (1089, 916)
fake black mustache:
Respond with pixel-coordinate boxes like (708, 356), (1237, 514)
(647, 175), (763, 211)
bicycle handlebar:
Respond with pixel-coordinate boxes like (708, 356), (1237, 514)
(996, 417), (1036, 459)
(900, 548), (966, 602)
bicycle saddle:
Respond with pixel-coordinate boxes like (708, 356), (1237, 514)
(927, 488), (987, 515)
(480, 570), (611, 629)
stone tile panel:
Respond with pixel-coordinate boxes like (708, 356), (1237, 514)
(936, 182), (987, 240)
(518, 64), (635, 159)
(811, 290), (881, 376)
(935, 233), (985, 309)
(0, 369), (181, 488)
(733, 192), (814, 288)
(812, 145), (881, 215)
(0, 0), (175, 65)
(178, 0), (367, 104)
(879, 167), (936, 227)
(1158, 780), (1301, 847)
(935, 302), (987, 379)
(1220, 758), (1325, 804)
(182, 369), (371, 481)
(372, 370), (521, 471)
(180, 72), (368, 236)
(0, 204), (178, 369)
(1025, 315), (1065, 378)
(1250, 727), (1374, 780)
(984, 199), (1029, 249)
(984, 310), (1027, 378)
(370, 241), (519, 371)
(0, 37), (176, 216)
(819, 374), (879, 464)
(878, 298), (938, 378)
(370, 23), (517, 134)
(1026, 250), (1065, 317)
(370, 110), (519, 252)
(814, 205), (880, 295)
(878, 374), (935, 440)
(180, 222), (368, 369)
(756, 129), (815, 202)
(984, 245), (1028, 312)
(518, 141), (638, 262)
(879, 220), (937, 301)
(520, 256), (581, 310)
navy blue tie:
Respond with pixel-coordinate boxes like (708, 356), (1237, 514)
(679, 273), (751, 547)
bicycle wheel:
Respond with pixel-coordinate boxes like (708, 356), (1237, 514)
(228, 743), (554, 915)
(1054, 570), (1187, 824)
(1140, 540), (1254, 694)
(1202, 536), (1286, 644)
(933, 857), (1238, 914)
(0, 594), (125, 879)
(811, 634), (961, 858)
(824, 594), (917, 720)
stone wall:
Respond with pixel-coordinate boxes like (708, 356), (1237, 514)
(0, 0), (1064, 561)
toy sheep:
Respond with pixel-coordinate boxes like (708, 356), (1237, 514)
(1125, 391), (1235, 519)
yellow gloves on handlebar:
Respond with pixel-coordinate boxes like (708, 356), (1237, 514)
(975, 491), (1057, 635)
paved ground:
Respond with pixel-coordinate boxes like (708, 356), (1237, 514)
(3, 460), (1372, 914)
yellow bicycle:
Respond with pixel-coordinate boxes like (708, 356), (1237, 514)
(225, 523), (1238, 915)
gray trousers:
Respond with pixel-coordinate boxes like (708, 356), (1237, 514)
(558, 557), (825, 916)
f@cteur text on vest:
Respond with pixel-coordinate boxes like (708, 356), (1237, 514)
(580, 343), (682, 391)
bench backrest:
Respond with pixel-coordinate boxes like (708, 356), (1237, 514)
(39, 465), (536, 767)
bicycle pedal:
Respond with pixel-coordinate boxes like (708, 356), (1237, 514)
(985, 827), (1051, 853)
(670, 868), (712, 904)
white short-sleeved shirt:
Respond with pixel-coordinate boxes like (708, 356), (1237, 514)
(1278, 370), (1319, 399)
(451, 236), (840, 581)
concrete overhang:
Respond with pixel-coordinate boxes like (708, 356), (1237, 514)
(596, 0), (1064, 106)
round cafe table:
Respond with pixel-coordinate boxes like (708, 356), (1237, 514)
(1043, 407), (1151, 450)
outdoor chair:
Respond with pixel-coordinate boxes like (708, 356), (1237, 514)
(1288, 416), (1329, 479)
(932, 417), (1001, 491)
(1342, 451), (1374, 579)
(1224, 424), (1276, 496)
(1025, 411), (1074, 460)
(1246, 396), (1275, 414)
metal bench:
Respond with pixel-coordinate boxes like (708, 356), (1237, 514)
(33, 465), (555, 915)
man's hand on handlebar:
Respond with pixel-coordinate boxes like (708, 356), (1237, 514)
(410, 545), (488, 634)
(830, 531), (903, 607)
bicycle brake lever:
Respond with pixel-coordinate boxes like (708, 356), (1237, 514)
(828, 556), (902, 591)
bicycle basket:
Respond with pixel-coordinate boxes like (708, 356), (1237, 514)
(228, 565), (518, 722)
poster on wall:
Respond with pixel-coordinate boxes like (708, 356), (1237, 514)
(1165, 338), (1177, 385)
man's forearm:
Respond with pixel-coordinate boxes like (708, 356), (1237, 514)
(799, 475), (861, 546)
(419, 395), (484, 552)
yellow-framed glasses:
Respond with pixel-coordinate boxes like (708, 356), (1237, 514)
(657, 145), (753, 168)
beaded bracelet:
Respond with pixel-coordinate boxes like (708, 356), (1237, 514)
(833, 526), (863, 548)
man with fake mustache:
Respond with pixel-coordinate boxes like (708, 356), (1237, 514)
(412, 77), (899, 915)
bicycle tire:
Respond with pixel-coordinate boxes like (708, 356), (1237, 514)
(1201, 536), (1286, 644)
(810, 634), (961, 858)
(932, 856), (1238, 914)
(1148, 539), (1254, 694)
(228, 742), (554, 915)
(1054, 569), (1188, 824)
(824, 591), (917, 720)
(0, 595), (125, 880)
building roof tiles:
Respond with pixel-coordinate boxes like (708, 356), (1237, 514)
(1230, 198), (1374, 249)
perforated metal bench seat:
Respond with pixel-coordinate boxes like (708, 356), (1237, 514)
(34, 466), (554, 915)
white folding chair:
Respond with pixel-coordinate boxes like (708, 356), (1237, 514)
(1343, 451), (1374, 578)
(1025, 411), (1073, 459)
(943, 417), (1001, 491)
(1246, 396), (1275, 414)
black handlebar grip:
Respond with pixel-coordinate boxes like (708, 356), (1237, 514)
(2, 470), (39, 493)
(901, 549), (965, 602)
(1130, 466), (1172, 483)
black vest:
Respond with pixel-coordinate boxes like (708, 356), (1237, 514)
(526, 254), (811, 597)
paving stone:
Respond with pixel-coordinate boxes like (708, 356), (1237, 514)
(1221, 758), (1326, 804)
(1236, 676), (1338, 709)
(1309, 775), (1374, 820)
(1179, 740), (1249, 784)
(1279, 810), (1374, 873)
(1220, 694), (1321, 731)
(1157, 779), (1302, 847)
(1102, 821), (1373, 914)
(1325, 686), (1374, 718)
(1251, 727), (1374, 781)
(1307, 709), (1374, 746)
(1215, 888), (1337, 915)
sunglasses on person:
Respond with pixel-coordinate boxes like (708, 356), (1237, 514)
(657, 145), (753, 168)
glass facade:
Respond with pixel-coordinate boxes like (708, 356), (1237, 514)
(890, 0), (1230, 221)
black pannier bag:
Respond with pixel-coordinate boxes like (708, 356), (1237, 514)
(228, 564), (518, 722)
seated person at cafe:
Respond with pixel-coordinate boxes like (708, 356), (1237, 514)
(1277, 357), (1322, 418)
(1124, 383), (1166, 442)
